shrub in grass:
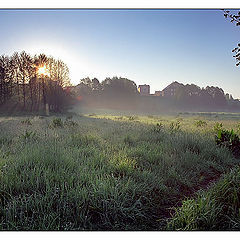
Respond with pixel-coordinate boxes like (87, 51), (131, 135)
(195, 120), (207, 127)
(215, 128), (240, 158)
(20, 130), (36, 142)
(169, 120), (181, 132)
(236, 122), (240, 133)
(64, 120), (78, 127)
(21, 118), (32, 125)
(213, 122), (223, 132)
(153, 123), (163, 133)
(52, 118), (63, 128)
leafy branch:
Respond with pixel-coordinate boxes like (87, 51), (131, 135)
(222, 10), (240, 67)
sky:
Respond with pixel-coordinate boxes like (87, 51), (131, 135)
(0, 9), (239, 97)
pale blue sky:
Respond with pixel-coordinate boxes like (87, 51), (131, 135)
(0, 9), (239, 97)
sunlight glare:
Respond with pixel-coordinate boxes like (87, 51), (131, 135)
(37, 65), (49, 76)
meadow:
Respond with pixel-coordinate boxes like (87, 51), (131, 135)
(0, 108), (240, 230)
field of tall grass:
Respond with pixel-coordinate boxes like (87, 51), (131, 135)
(0, 109), (240, 230)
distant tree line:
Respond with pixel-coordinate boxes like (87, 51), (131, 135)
(73, 77), (240, 112)
(174, 84), (231, 110)
(74, 76), (139, 109)
(0, 51), (73, 113)
(172, 83), (240, 111)
(1, 51), (239, 114)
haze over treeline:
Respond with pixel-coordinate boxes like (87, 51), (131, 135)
(73, 77), (240, 113)
(1, 50), (240, 115)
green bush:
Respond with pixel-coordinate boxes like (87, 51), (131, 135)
(52, 118), (63, 128)
(153, 123), (163, 133)
(20, 130), (36, 141)
(195, 120), (207, 127)
(236, 122), (240, 133)
(215, 128), (240, 158)
(213, 122), (223, 132)
(169, 120), (181, 132)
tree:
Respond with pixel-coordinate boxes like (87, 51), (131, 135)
(92, 78), (102, 91)
(223, 10), (240, 67)
(206, 86), (227, 107)
(35, 54), (48, 108)
(100, 77), (138, 109)
(0, 51), (72, 113)
(102, 76), (138, 98)
(75, 77), (102, 98)
(0, 55), (11, 104)
(10, 52), (20, 101)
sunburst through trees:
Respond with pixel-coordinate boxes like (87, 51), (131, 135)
(0, 51), (73, 113)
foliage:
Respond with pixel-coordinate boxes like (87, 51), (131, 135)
(236, 122), (240, 133)
(0, 51), (71, 112)
(20, 130), (36, 141)
(215, 128), (240, 157)
(213, 122), (223, 132)
(153, 123), (164, 133)
(73, 78), (239, 112)
(102, 77), (138, 98)
(173, 83), (228, 109)
(169, 120), (181, 132)
(223, 10), (240, 67)
(21, 118), (32, 125)
(195, 120), (207, 127)
(52, 118), (63, 128)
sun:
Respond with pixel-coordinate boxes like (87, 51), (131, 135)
(37, 65), (49, 76)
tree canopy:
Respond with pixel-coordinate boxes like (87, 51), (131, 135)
(0, 51), (72, 113)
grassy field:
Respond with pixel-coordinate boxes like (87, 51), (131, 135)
(0, 108), (240, 230)
(167, 166), (240, 230)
